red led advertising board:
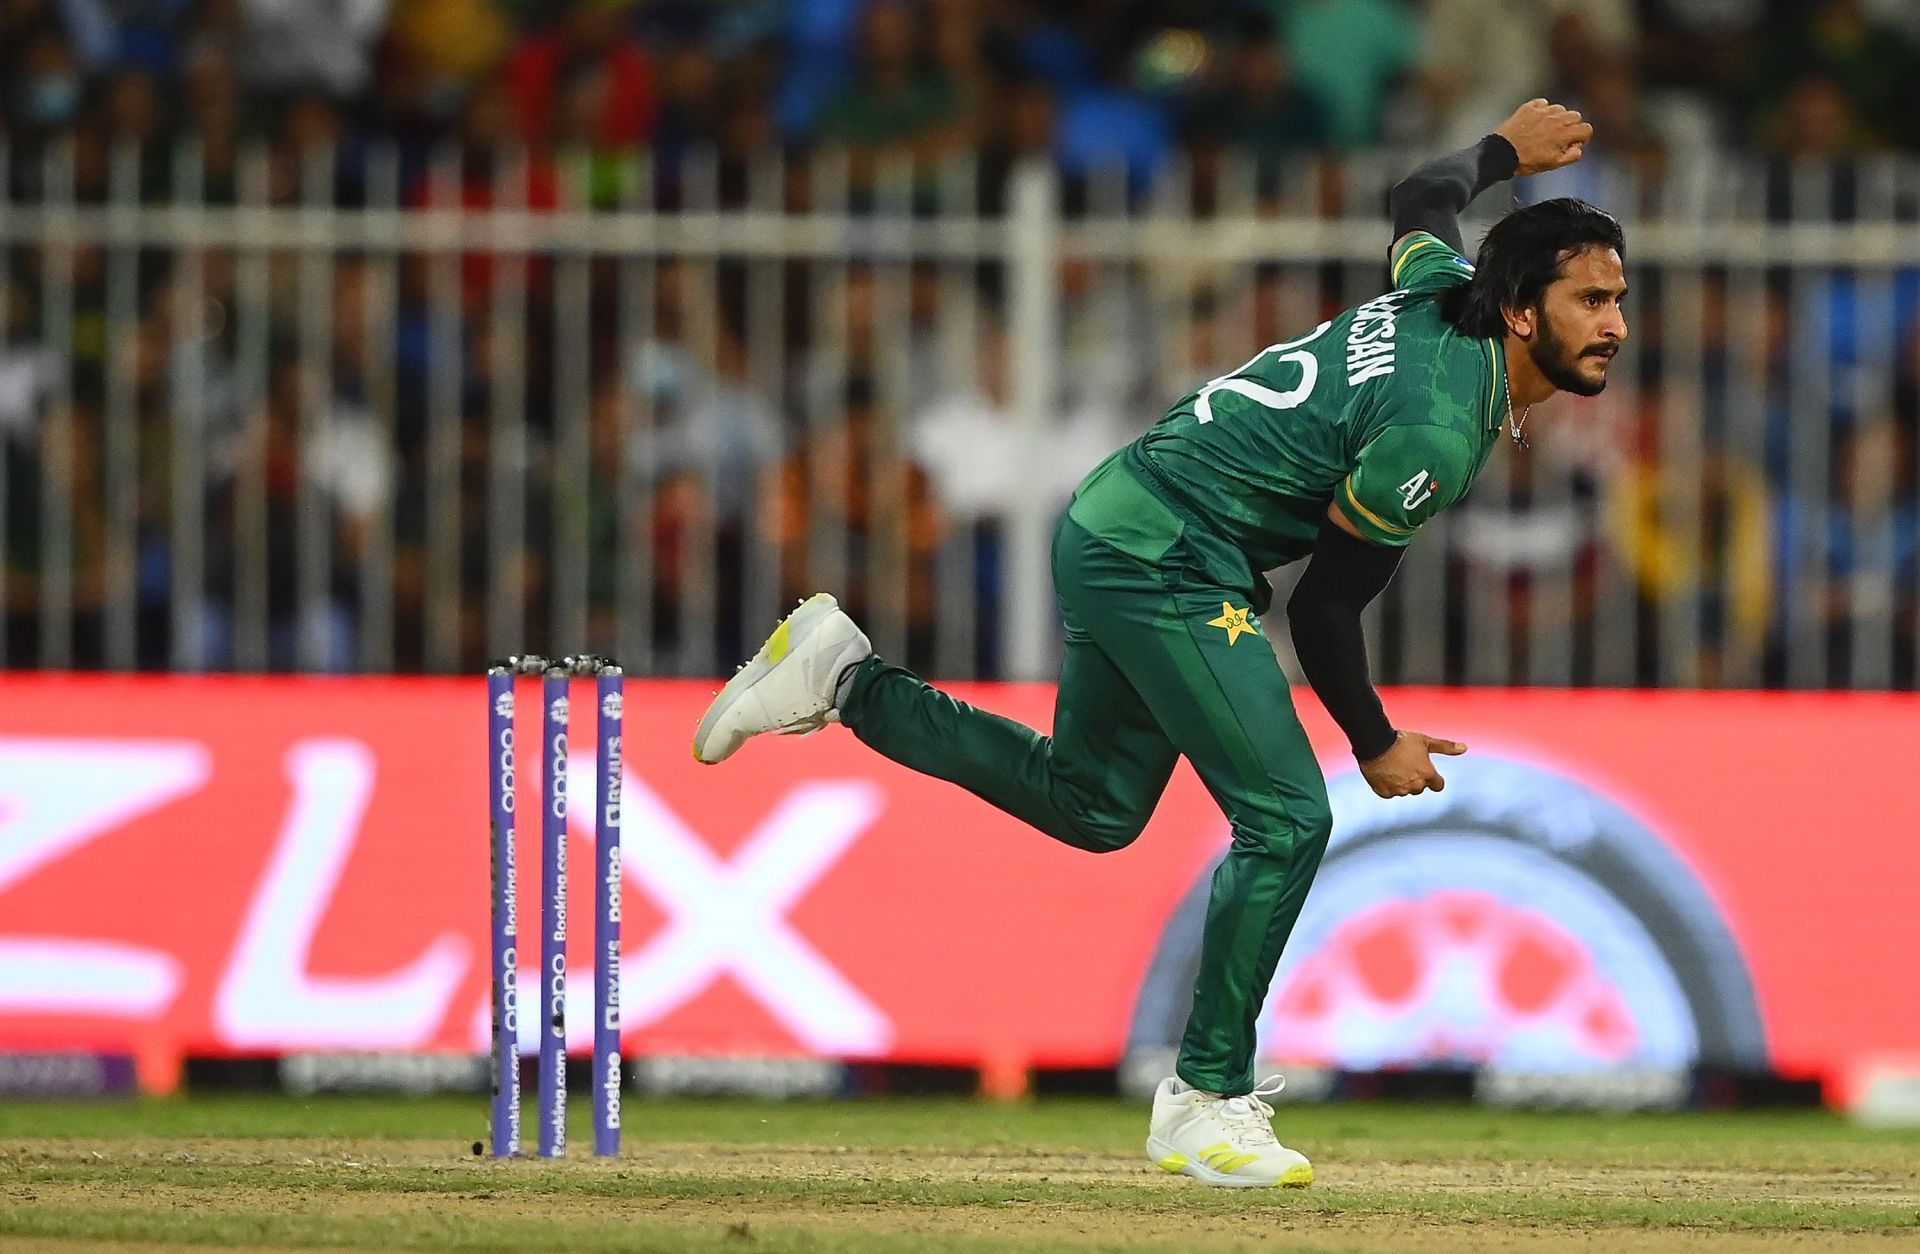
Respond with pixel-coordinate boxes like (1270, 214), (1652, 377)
(0, 674), (1914, 1094)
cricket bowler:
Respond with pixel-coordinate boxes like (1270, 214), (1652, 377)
(692, 99), (1625, 1188)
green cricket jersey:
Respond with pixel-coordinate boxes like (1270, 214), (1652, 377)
(1133, 231), (1506, 568)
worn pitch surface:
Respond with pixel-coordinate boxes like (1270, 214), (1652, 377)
(2, 1095), (1917, 1251)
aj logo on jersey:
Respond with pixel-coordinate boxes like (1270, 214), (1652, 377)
(1400, 471), (1437, 511)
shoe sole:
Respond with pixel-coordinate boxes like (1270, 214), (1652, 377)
(692, 593), (844, 765)
(1144, 1136), (1314, 1188)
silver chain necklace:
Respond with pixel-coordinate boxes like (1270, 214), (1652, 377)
(1502, 369), (1532, 449)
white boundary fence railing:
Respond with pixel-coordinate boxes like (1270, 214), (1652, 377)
(1, 141), (1916, 688)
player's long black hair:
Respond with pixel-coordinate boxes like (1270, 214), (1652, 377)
(1439, 198), (1626, 340)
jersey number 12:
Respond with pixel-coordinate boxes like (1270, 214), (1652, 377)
(1195, 321), (1334, 424)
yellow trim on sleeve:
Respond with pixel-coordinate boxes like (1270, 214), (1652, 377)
(1391, 236), (1440, 285)
(1340, 475), (1415, 535)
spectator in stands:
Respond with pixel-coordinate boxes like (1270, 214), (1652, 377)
(0, 387), (41, 661)
(1751, 0), (1920, 151)
(8, 23), (86, 154)
(0, 366), (117, 666)
(765, 376), (941, 670)
(615, 258), (783, 664)
(1, 0), (66, 89)
(1421, 0), (1633, 149)
(910, 313), (1114, 523)
(1636, 0), (1762, 122)
(775, 0), (867, 140)
(1761, 74), (1868, 222)
(236, 0), (392, 98)
(1054, 253), (1157, 417)
(635, 326), (780, 667)
(653, 34), (724, 169)
(202, 353), (384, 670)
(798, 264), (945, 432)
(1773, 415), (1919, 686)
(98, 65), (171, 200)
(407, 84), (560, 308)
(710, 40), (784, 206)
(0, 277), (55, 443)
(384, 0), (512, 111)
(555, 54), (642, 207)
(585, 368), (631, 653)
(626, 323), (781, 528)
(504, 0), (658, 153)
(626, 23), (782, 204)
(173, 31), (242, 201)
(1899, 346), (1920, 687)
(906, 315), (1016, 674)
(1183, 14), (1330, 156)
(52, 0), (191, 73)
(43, 380), (110, 664)
(973, 65), (1054, 212)
(1445, 439), (1610, 684)
(1266, 0), (1418, 148)
(269, 90), (367, 206)
(1609, 431), (1774, 687)
(812, 0), (969, 163)
(909, 317), (1024, 528)
(1048, 22), (1174, 194)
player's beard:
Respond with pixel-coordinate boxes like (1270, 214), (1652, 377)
(1529, 310), (1613, 397)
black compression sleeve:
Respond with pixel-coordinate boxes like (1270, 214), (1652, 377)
(1387, 134), (1519, 254)
(1286, 521), (1406, 761)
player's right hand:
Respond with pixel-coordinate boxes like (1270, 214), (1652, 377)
(1494, 99), (1592, 176)
(1358, 731), (1468, 799)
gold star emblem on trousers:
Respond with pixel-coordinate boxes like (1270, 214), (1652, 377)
(1208, 602), (1257, 646)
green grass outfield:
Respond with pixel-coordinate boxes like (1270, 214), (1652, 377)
(3, 1094), (1918, 1252)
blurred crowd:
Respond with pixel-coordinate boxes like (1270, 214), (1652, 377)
(5, 0), (1920, 178)
(0, 0), (1917, 685)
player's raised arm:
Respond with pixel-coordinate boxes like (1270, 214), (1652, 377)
(1388, 99), (1592, 257)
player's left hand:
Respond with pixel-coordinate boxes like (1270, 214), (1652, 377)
(1358, 731), (1468, 799)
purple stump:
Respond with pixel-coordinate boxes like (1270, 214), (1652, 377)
(486, 666), (520, 1158)
(593, 667), (624, 1157)
(538, 665), (570, 1157)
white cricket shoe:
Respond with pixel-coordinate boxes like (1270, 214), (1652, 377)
(691, 593), (872, 765)
(1145, 1076), (1314, 1188)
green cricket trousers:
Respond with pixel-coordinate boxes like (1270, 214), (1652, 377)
(839, 447), (1333, 1098)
